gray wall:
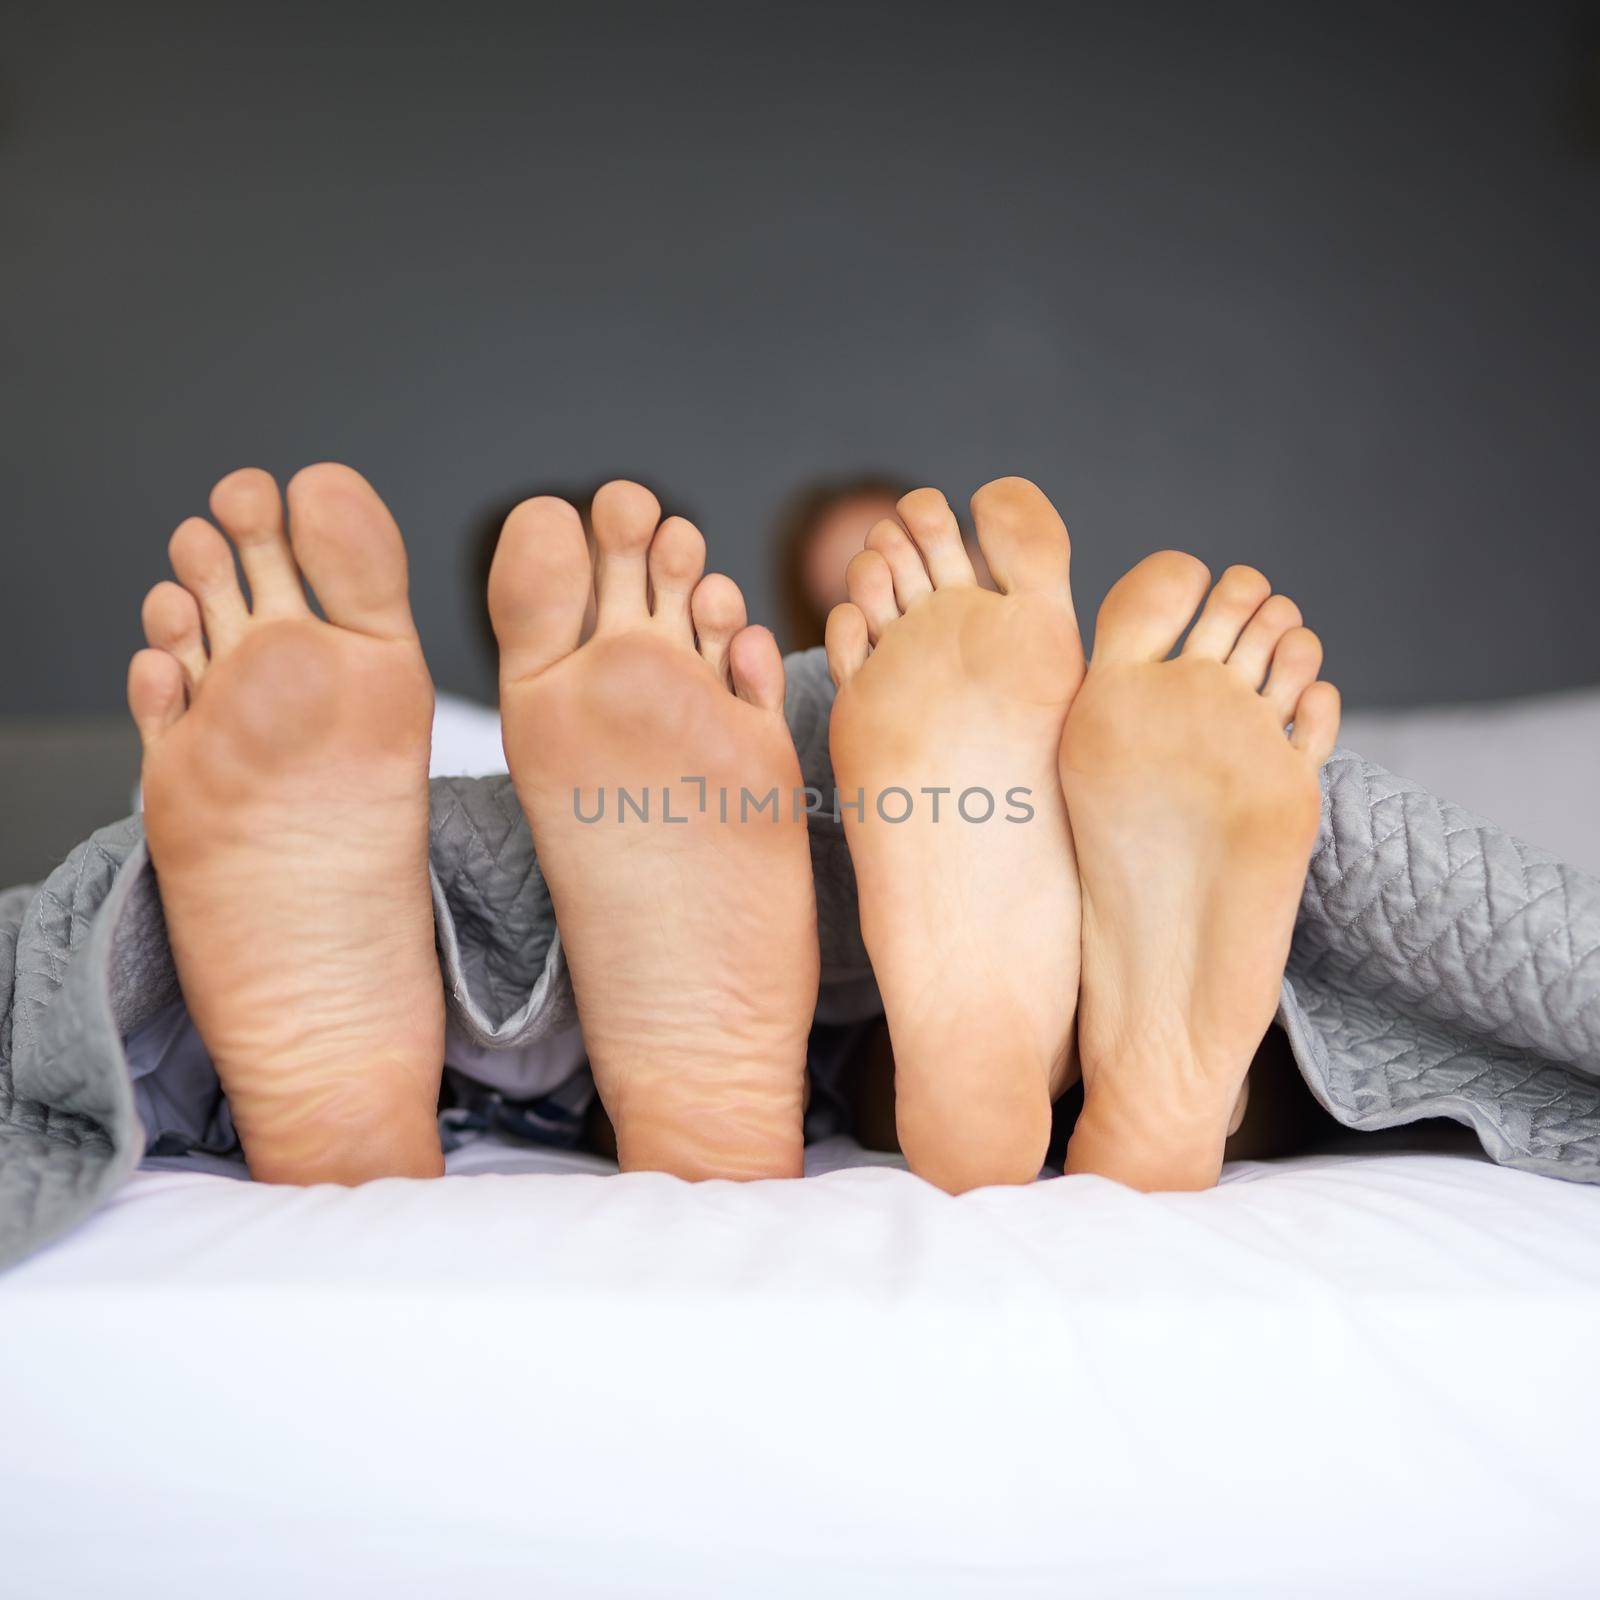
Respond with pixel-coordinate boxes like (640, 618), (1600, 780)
(4, 0), (1598, 716)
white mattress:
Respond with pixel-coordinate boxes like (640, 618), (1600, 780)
(4, 1138), (1599, 1598)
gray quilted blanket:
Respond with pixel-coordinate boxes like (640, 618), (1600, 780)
(4, 648), (1599, 1270)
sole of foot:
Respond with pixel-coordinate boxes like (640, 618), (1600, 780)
(826, 478), (1085, 1193)
(129, 464), (445, 1184)
(1059, 553), (1341, 1191)
(489, 481), (818, 1181)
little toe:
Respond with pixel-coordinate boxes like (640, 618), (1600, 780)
(591, 479), (661, 634)
(1090, 550), (1212, 666)
(1180, 565), (1272, 660)
(647, 515), (706, 642)
(864, 518), (933, 610)
(489, 495), (594, 683)
(1262, 626), (1324, 722)
(141, 581), (208, 687)
(846, 549), (901, 643)
(969, 476), (1073, 601)
(1227, 593), (1303, 687)
(169, 516), (248, 652)
(1290, 681), (1342, 764)
(728, 625), (787, 714)
(209, 468), (307, 619)
(127, 648), (188, 746)
(897, 488), (977, 589)
(690, 572), (748, 685)
(825, 602), (871, 689)
(285, 463), (418, 641)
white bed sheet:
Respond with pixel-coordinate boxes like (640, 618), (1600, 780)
(4, 1139), (1599, 1598)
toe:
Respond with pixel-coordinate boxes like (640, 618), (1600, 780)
(897, 488), (977, 589)
(864, 518), (933, 609)
(969, 476), (1073, 601)
(127, 648), (187, 745)
(1090, 550), (1211, 666)
(591, 479), (660, 633)
(209, 468), (308, 619)
(690, 572), (747, 685)
(825, 602), (871, 689)
(168, 516), (248, 652)
(1290, 681), (1342, 764)
(1262, 626), (1324, 723)
(1227, 593), (1303, 687)
(1180, 564), (1272, 660)
(728, 625), (786, 714)
(489, 495), (594, 683)
(647, 515), (706, 642)
(846, 550), (900, 643)
(141, 581), (208, 688)
(285, 463), (418, 641)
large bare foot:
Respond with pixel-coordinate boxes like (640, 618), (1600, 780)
(127, 465), (445, 1184)
(826, 479), (1085, 1192)
(490, 482), (818, 1180)
(1060, 555), (1341, 1191)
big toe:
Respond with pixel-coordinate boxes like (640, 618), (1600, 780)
(285, 464), (417, 641)
(490, 495), (594, 683)
(1091, 550), (1212, 667)
(969, 476), (1074, 604)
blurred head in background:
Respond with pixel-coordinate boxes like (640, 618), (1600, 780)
(773, 475), (907, 653)
(772, 474), (1003, 654)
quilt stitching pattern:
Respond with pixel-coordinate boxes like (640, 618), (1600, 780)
(4, 671), (1600, 1269)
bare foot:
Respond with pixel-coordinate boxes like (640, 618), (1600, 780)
(128, 465), (445, 1184)
(1059, 555), (1341, 1191)
(826, 479), (1085, 1192)
(490, 482), (818, 1180)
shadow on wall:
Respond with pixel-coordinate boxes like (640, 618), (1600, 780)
(772, 475), (908, 654)
(771, 475), (1010, 655)
(6, 4), (1599, 714)
(1569, 5), (1600, 154)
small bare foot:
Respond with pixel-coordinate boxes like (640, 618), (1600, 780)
(826, 479), (1085, 1192)
(1060, 555), (1341, 1191)
(490, 482), (818, 1180)
(128, 465), (445, 1184)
